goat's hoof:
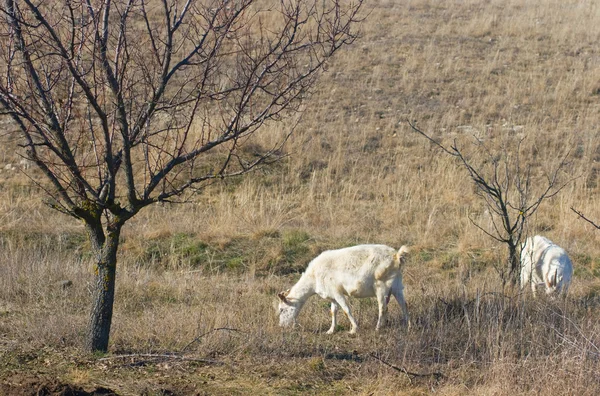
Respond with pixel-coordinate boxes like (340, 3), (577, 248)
(326, 329), (335, 334)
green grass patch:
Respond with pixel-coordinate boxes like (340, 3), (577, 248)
(267, 230), (315, 275)
(127, 230), (317, 274)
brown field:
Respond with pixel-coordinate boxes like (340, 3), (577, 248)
(2, 0), (600, 394)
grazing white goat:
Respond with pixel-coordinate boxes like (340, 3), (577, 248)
(520, 235), (573, 296)
(277, 244), (410, 334)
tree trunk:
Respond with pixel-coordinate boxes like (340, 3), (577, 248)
(508, 241), (520, 287)
(85, 221), (121, 353)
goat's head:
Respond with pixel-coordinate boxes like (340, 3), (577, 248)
(277, 289), (299, 327)
(545, 268), (567, 296)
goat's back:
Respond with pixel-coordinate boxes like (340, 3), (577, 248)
(305, 244), (405, 298)
(306, 244), (396, 275)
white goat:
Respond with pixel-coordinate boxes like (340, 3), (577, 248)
(520, 235), (573, 296)
(277, 244), (410, 334)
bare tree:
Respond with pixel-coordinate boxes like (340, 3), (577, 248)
(0, 0), (363, 352)
(409, 121), (570, 287)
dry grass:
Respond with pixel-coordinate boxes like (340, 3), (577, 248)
(2, 0), (600, 394)
(2, 246), (600, 394)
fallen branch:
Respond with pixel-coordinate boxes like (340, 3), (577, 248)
(98, 353), (223, 366)
(369, 353), (445, 381)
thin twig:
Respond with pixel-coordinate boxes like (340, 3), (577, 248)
(369, 353), (445, 381)
(571, 207), (600, 230)
(408, 120), (458, 157)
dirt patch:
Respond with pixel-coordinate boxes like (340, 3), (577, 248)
(1, 373), (117, 396)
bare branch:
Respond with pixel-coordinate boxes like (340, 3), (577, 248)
(181, 327), (246, 352)
(408, 119), (458, 157)
(1, 0), (363, 219)
(571, 207), (600, 230)
(370, 353), (445, 381)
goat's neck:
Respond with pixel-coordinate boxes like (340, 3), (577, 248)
(288, 273), (315, 305)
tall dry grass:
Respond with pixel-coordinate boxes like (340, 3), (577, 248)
(2, 241), (600, 394)
(2, 0), (600, 394)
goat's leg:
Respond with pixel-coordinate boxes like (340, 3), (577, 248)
(327, 301), (339, 334)
(392, 287), (410, 327)
(334, 295), (359, 334)
(375, 287), (389, 331)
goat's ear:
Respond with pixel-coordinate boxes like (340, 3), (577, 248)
(395, 246), (411, 266)
(399, 246), (411, 256)
(278, 291), (289, 304)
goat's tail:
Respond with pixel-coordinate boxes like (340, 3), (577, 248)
(394, 245), (410, 267)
